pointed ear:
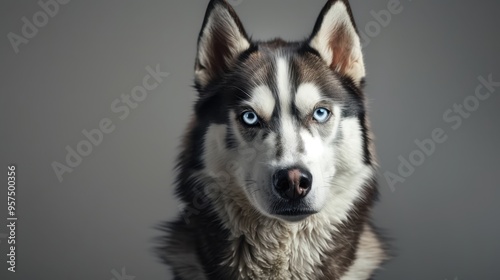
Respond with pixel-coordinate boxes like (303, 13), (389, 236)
(195, 0), (251, 88)
(308, 0), (365, 85)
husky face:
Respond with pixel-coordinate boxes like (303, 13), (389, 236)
(191, 0), (372, 223)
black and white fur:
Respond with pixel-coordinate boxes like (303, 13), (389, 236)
(159, 1), (386, 279)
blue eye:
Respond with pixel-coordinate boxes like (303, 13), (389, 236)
(241, 111), (259, 126)
(313, 107), (330, 123)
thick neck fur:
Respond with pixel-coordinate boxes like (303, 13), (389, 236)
(200, 172), (376, 280)
(162, 166), (382, 280)
(208, 185), (332, 279)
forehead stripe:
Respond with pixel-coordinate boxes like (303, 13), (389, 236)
(275, 57), (301, 161)
(276, 57), (292, 115)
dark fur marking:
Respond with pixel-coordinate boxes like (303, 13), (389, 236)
(318, 178), (379, 279)
(339, 76), (372, 165)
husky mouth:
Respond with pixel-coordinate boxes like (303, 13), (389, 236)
(274, 208), (318, 216)
(273, 208), (318, 222)
(270, 199), (318, 221)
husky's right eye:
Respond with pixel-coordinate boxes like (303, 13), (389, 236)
(313, 107), (331, 123)
(241, 111), (260, 126)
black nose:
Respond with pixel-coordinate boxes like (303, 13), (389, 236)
(273, 167), (313, 200)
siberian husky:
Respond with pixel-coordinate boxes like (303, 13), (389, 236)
(159, 0), (386, 279)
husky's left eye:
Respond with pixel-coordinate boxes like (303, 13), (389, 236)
(313, 108), (331, 123)
(241, 111), (260, 126)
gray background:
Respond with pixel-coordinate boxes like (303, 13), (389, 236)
(1, 0), (499, 279)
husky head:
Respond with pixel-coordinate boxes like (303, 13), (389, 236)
(179, 0), (375, 223)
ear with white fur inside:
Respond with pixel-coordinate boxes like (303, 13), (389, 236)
(195, 0), (251, 88)
(309, 0), (365, 85)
